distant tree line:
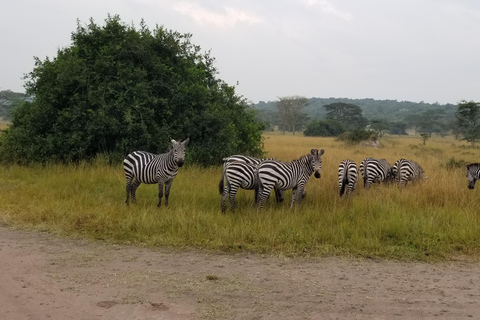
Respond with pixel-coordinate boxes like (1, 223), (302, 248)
(0, 90), (28, 121)
(254, 97), (480, 146)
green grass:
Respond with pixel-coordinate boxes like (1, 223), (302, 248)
(1, 134), (480, 261)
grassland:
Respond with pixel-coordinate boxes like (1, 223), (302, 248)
(0, 133), (479, 261)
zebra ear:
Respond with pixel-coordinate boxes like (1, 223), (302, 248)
(182, 138), (190, 146)
(310, 149), (317, 155)
(319, 149), (324, 156)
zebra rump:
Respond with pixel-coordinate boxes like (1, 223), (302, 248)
(359, 157), (393, 189)
(338, 159), (358, 197)
(466, 163), (480, 190)
(220, 161), (259, 213)
(392, 158), (427, 187)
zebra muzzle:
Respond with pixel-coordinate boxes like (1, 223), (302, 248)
(314, 171), (321, 178)
(177, 160), (184, 167)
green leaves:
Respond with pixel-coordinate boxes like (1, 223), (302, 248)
(1, 15), (262, 165)
(455, 100), (480, 146)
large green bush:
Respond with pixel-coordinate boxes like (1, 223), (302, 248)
(0, 15), (263, 165)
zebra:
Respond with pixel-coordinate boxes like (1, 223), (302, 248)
(392, 158), (427, 187)
(219, 155), (286, 212)
(256, 149), (324, 209)
(123, 138), (190, 207)
(359, 157), (393, 189)
(338, 159), (358, 197)
(466, 163), (480, 189)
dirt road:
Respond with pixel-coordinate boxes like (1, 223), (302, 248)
(1, 226), (479, 319)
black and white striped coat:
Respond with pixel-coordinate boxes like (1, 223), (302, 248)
(219, 155), (285, 212)
(123, 138), (189, 207)
(392, 158), (427, 187)
(466, 163), (480, 190)
(359, 157), (393, 189)
(338, 159), (358, 197)
(256, 149), (324, 209)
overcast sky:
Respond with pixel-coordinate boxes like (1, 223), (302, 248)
(2, 0), (479, 104)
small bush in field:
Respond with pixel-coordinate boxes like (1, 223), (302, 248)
(443, 157), (467, 170)
(336, 129), (377, 144)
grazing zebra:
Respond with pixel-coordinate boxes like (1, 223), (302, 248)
(338, 159), (358, 197)
(123, 138), (190, 207)
(466, 163), (480, 189)
(392, 158), (427, 187)
(359, 157), (393, 189)
(219, 155), (285, 211)
(256, 149), (324, 209)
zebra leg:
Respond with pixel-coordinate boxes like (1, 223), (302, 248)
(157, 181), (165, 207)
(258, 184), (273, 210)
(296, 185), (305, 206)
(229, 185), (239, 212)
(125, 179), (132, 205)
(290, 188), (297, 208)
(221, 181), (230, 213)
(130, 180), (141, 204)
(163, 179), (174, 207)
(276, 189), (286, 204)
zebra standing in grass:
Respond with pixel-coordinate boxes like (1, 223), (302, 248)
(466, 163), (480, 189)
(123, 138), (189, 207)
(359, 157), (393, 189)
(256, 149), (324, 209)
(392, 158), (427, 188)
(338, 159), (358, 197)
(219, 155), (285, 212)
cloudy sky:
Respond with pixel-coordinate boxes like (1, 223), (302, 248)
(2, 0), (479, 104)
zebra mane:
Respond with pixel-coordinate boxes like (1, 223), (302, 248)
(467, 163), (480, 170)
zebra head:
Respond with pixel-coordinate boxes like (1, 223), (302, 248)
(466, 163), (479, 190)
(310, 148), (324, 178)
(170, 138), (190, 167)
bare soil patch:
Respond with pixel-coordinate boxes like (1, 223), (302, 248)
(1, 226), (479, 319)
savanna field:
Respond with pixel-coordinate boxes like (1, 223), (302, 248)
(0, 133), (479, 261)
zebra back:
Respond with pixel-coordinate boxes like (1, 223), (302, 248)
(222, 161), (258, 191)
(466, 163), (480, 189)
(338, 159), (358, 197)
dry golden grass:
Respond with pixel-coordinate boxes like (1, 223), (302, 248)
(0, 133), (479, 260)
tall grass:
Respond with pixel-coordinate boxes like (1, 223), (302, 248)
(1, 134), (479, 260)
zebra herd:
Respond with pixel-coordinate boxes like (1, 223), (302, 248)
(337, 157), (427, 197)
(122, 139), (480, 210)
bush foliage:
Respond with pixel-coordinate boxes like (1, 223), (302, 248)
(0, 15), (263, 165)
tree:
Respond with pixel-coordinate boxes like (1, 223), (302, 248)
(455, 100), (480, 146)
(275, 96), (309, 135)
(303, 119), (345, 137)
(416, 109), (446, 145)
(0, 15), (263, 165)
(324, 102), (368, 131)
(369, 118), (390, 137)
(389, 122), (408, 135)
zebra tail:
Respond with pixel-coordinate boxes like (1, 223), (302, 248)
(339, 174), (347, 197)
(218, 173), (225, 195)
(254, 171), (261, 205)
